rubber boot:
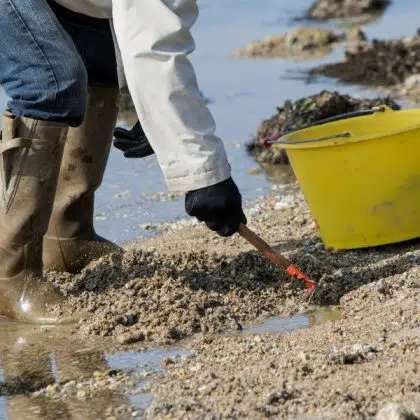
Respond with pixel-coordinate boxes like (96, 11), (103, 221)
(0, 112), (75, 323)
(43, 87), (122, 274)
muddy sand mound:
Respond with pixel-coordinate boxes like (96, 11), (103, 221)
(311, 31), (420, 87)
(51, 249), (309, 345)
(233, 27), (363, 60)
(247, 90), (399, 165)
(307, 0), (390, 20)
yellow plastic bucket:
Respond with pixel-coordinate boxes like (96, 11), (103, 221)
(274, 105), (420, 250)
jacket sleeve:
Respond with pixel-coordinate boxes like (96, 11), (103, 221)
(111, 0), (231, 192)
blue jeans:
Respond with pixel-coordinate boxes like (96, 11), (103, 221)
(0, 0), (118, 127)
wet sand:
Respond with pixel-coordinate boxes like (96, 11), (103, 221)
(148, 270), (419, 419)
(40, 183), (420, 418)
(131, 187), (420, 419)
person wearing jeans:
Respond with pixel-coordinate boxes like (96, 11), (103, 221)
(0, 0), (246, 324)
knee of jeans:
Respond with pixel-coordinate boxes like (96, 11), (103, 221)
(56, 57), (88, 126)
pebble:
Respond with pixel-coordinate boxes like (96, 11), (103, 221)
(248, 167), (261, 175)
(376, 403), (417, 420)
(246, 206), (260, 218)
(46, 384), (60, 394)
(376, 279), (388, 294)
(274, 200), (294, 210)
(113, 190), (131, 199)
(63, 380), (76, 389)
(117, 331), (146, 345)
(77, 390), (87, 400)
(404, 74), (420, 90)
(95, 212), (107, 221)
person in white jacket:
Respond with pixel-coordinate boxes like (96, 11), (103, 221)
(0, 0), (246, 323)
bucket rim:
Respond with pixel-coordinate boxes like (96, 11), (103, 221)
(275, 107), (420, 150)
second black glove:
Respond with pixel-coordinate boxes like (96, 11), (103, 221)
(113, 120), (155, 158)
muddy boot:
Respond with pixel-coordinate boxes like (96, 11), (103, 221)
(0, 112), (75, 323)
(43, 87), (122, 274)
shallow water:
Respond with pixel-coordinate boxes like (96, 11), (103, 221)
(0, 319), (188, 419)
(244, 307), (341, 335)
(96, 0), (420, 244)
(1, 0), (420, 244)
(0, 308), (340, 418)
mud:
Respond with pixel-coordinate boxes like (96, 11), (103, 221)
(307, 0), (389, 20)
(50, 225), (312, 344)
(233, 27), (365, 60)
(246, 90), (400, 165)
(311, 31), (420, 88)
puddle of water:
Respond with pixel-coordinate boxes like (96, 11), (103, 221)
(245, 314), (309, 335)
(242, 307), (341, 335)
(0, 319), (187, 418)
(105, 347), (187, 373)
(0, 307), (340, 418)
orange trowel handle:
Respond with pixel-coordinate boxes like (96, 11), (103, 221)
(237, 223), (317, 293)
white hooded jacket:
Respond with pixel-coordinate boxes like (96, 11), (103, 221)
(54, 0), (231, 192)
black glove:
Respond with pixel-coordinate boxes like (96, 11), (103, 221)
(185, 177), (247, 237)
(113, 120), (155, 158)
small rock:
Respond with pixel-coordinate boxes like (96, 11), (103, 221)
(163, 357), (176, 367)
(46, 384), (59, 395)
(63, 380), (76, 389)
(141, 223), (158, 231)
(246, 206), (260, 218)
(376, 403), (417, 420)
(274, 202), (288, 210)
(77, 390), (86, 400)
(229, 320), (243, 331)
(376, 279), (388, 294)
(115, 405), (130, 415)
(117, 331), (145, 345)
(346, 28), (367, 42)
(404, 74), (420, 90)
(248, 167), (261, 175)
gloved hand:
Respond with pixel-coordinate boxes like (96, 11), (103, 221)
(185, 177), (247, 237)
(113, 120), (155, 158)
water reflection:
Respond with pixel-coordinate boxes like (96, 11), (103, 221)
(0, 320), (185, 419)
(243, 308), (341, 335)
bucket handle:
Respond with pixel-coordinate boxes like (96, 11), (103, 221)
(289, 106), (386, 131)
(268, 105), (388, 145)
(269, 131), (351, 145)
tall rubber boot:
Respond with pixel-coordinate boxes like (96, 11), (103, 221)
(0, 112), (76, 323)
(43, 87), (122, 273)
